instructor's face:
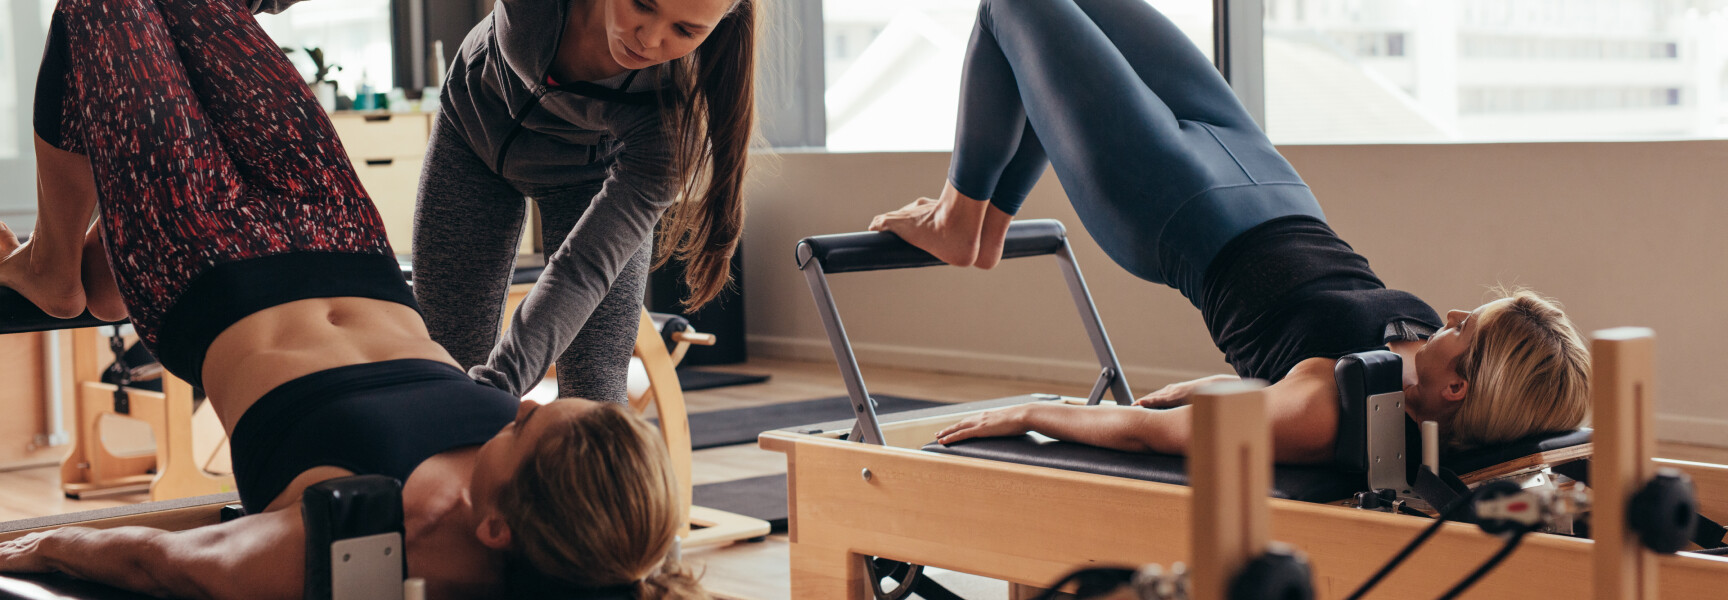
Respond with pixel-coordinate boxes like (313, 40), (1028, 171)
(604, 0), (735, 70)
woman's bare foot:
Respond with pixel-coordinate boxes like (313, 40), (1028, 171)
(80, 226), (127, 321)
(868, 182), (989, 267)
(973, 204), (1014, 270)
(0, 221), (88, 318)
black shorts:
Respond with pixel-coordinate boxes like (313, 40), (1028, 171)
(229, 359), (519, 513)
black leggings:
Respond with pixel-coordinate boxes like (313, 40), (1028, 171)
(946, 0), (1324, 301)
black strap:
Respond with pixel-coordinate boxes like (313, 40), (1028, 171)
(107, 326), (131, 414)
(1694, 513), (1727, 549)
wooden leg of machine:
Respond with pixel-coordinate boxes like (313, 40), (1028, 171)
(59, 328), (153, 497)
(632, 308), (771, 547)
(1190, 381), (1272, 600)
(147, 375), (234, 501)
(1592, 328), (1658, 600)
(789, 541), (867, 600)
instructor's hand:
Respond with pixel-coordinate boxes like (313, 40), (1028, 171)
(935, 405), (1033, 445)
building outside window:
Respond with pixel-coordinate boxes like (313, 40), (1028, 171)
(1263, 0), (1728, 143)
(816, 0), (1727, 149)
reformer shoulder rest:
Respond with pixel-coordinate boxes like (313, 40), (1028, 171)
(926, 350), (1593, 504)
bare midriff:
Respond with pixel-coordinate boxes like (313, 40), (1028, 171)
(200, 297), (459, 435)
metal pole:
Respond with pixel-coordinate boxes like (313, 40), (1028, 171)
(1053, 241), (1133, 405)
(797, 243), (886, 445)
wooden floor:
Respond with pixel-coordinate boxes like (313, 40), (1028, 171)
(3, 357), (1726, 599)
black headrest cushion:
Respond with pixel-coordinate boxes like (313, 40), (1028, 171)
(1332, 350), (1404, 474)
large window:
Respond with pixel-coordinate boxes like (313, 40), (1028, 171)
(1, 0), (54, 231)
(821, 0), (1215, 152)
(1, 0), (394, 229)
(256, 0), (395, 100)
(1262, 0), (1728, 143)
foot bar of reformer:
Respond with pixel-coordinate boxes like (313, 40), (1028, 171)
(793, 219), (1133, 445)
(0, 287), (121, 335)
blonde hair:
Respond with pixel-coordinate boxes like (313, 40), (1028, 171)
(497, 403), (708, 599)
(1449, 289), (1591, 449)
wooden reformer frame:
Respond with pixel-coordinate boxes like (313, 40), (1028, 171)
(760, 330), (1728, 599)
(779, 222), (1728, 598)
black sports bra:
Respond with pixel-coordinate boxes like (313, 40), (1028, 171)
(1199, 217), (1441, 383)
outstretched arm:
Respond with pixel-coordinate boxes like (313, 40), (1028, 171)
(935, 358), (1340, 463)
(0, 508), (304, 600)
(936, 402), (1193, 454)
(470, 106), (675, 397)
(1133, 373), (1241, 408)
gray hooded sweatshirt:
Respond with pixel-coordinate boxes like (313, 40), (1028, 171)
(263, 0), (678, 398)
(444, 0), (678, 397)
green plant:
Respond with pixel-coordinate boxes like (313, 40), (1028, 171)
(281, 46), (342, 85)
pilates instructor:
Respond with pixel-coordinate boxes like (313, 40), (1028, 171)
(414, 0), (758, 402)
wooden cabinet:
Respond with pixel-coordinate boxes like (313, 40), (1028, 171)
(328, 111), (534, 257)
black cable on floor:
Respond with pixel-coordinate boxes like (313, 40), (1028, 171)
(1434, 529), (1529, 600)
(1344, 489), (1483, 600)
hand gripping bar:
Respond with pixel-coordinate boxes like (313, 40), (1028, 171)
(794, 218), (1067, 273)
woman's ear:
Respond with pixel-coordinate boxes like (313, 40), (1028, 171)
(1443, 377), (1469, 403)
(476, 514), (513, 550)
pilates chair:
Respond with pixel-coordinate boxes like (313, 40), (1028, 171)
(0, 287), (231, 502)
(768, 221), (1728, 598)
(486, 264), (769, 547)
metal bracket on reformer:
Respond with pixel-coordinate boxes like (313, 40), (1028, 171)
(794, 219), (1133, 446)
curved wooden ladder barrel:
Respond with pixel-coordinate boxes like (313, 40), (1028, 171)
(626, 308), (771, 547)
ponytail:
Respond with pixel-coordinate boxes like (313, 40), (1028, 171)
(634, 561), (708, 600)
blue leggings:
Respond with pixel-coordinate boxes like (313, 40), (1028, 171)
(948, 0), (1326, 301)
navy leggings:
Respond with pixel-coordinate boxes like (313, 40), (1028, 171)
(948, 0), (1325, 302)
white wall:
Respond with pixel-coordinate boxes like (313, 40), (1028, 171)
(739, 141), (1728, 446)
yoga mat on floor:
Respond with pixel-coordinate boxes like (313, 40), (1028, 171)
(680, 394), (946, 450)
(676, 368), (770, 392)
(694, 474), (790, 533)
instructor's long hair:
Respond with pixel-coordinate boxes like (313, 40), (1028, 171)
(654, 0), (758, 310)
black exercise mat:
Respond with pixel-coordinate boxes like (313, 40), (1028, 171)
(693, 474), (790, 533)
(676, 368), (770, 392)
(681, 394), (946, 450)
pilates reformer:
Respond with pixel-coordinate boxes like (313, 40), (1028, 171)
(0, 269), (767, 598)
(1038, 330), (1709, 600)
(762, 220), (1728, 598)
